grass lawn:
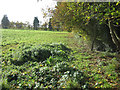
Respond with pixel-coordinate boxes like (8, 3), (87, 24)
(1, 29), (120, 89)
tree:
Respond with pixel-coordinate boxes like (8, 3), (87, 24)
(49, 2), (120, 51)
(78, 2), (120, 51)
(1, 15), (10, 29)
(33, 17), (39, 30)
(42, 22), (48, 30)
(15, 21), (22, 29)
(50, 2), (71, 31)
(9, 21), (15, 29)
(56, 22), (60, 31)
(48, 18), (53, 31)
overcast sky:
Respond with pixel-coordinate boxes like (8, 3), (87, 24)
(0, 0), (57, 25)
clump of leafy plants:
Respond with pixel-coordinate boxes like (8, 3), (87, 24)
(2, 43), (71, 66)
(2, 62), (87, 89)
(2, 43), (88, 89)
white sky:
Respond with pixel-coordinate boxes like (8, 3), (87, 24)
(0, 0), (57, 25)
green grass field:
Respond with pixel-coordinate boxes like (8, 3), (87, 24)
(2, 29), (69, 51)
(1, 29), (120, 89)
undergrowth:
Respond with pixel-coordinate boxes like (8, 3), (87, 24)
(68, 34), (120, 89)
(2, 43), (88, 89)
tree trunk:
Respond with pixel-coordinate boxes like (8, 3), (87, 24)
(90, 20), (97, 51)
(91, 38), (95, 51)
(108, 20), (120, 52)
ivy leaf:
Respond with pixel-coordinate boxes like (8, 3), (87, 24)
(116, 2), (120, 6)
(87, 16), (90, 19)
(113, 8), (115, 11)
(116, 22), (119, 25)
(116, 11), (119, 13)
(95, 8), (97, 12)
(111, 12), (114, 16)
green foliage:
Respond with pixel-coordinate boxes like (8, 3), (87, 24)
(2, 79), (10, 90)
(1, 29), (69, 48)
(1, 15), (10, 29)
(2, 43), (88, 89)
(48, 18), (53, 31)
(33, 17), (39, 30)
(11, 47), (51, 65)
(2, 29), (120, 89)
(2, 29), (80, 89)
(9, 21), (32, 30)
(41, 22), (48, 30)
(50, 2), (120, 51)
(72, 44), (119, 88)
(4, 43), (71, 65)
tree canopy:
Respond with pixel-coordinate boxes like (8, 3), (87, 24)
(47, 1), (120, 51)
(1, 15), (10, 29)
(33, 17), (39, 30)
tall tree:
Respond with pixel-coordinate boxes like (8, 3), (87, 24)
(48, 18), (53, 31)
(1, 15), (10, 29)
(33, 17), (39, 30)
